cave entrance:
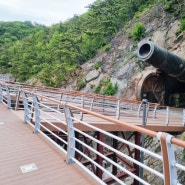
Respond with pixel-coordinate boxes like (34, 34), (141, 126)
(136, 70), (185, 107)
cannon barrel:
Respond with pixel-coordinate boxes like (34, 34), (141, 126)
(137, 41), (185, 82)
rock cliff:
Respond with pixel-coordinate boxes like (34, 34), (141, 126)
(64, 5), (185, 102)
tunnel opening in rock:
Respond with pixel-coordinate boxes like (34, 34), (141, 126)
(136, 71), (185, 107)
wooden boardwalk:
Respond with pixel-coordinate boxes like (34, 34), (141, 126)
(0, 104), (99, 185)
(12, 108), (185, 133)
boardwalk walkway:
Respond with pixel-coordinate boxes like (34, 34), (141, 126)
(0, 104), (99, 185)
(1, 82), (185, 185)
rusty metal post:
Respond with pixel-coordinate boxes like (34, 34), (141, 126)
(112, 131), (118, 175)
(96, 132), (104, 179)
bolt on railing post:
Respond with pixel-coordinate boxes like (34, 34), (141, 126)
(0, 85), (3, 103)
(116, 100), (120, 120)
(21, 92), (30, 124)
(32, 95), (41, 134)
(64, 105), (75, 164)
(139, 99), (148, 185)
(5, 86), (11, 108)
(157, 132), (178, 185)
(166, 106), (169, 126)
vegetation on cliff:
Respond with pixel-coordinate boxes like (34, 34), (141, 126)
(0, 0), (184, 88)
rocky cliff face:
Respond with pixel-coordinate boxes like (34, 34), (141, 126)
(63, 5), (185, 184)
(64, 5), (185, 102)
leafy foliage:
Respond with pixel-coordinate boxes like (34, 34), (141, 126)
(132, 22), (145, 40)
(76, 81), (86, 90)
(163, 0), (185, 15)
(0, 0), (182, 86)
(0, 21), (45, 45)
(94, 61), (102, 70)
(176, 18), (185, 35)
(95, 78), (118, 95)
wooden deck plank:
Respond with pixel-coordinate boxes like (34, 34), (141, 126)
(0, 103), (99, 185)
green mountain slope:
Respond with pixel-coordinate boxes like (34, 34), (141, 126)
(0, 0), (184, 87)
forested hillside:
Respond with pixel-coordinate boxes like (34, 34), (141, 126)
(0, 0), (185, 87)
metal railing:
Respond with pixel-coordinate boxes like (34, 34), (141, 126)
(1, 82), (185, 184)
(1, 81), (185, 126)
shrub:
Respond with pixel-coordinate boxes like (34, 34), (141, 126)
(95, 78), (118, 95)
(132, 22), (145, 40)
(164, 1), (173, 12)
(104, 82), (118, 96)
(94, 61), (102, 70)
(103, 45), (111, 52)
(76, 81), (86, 90)
(176, 19), (185, 35)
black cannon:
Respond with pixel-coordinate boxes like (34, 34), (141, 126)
(136, 40), (185, 107)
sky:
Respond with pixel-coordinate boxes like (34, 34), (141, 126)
(0, 0), (95, 26)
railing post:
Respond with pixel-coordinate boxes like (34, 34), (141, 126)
(90, 97), (94, 111)
(21, 92), (30, 124)
(64, 105), (75, 164)
(137, 103), (142, 117)
(32, 95), (41, 134)
(166, 106), (169, 126)
(57, 93), (63, 111)
(102, 94), (105, 114)
(153, 104), (158, 119)
(116, 100), (120, 120)
(0, 85), (3, 103)
(183, 109), (185, 126)
(15, 87), (21, 111)
(139, 99), (148, 185)
(157, 132), (178, 185)
(80, 95), (84, 121)
(5, 86), (11, 108)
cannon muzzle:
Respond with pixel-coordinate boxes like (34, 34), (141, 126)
(137, 41), (185, 82)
